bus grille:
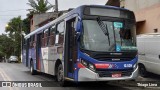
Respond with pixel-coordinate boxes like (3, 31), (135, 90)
(93, 55), (134, 62)
(80, 49), (137, 62)
(95, 58), (133, 62)
(96, 69), (133, 77)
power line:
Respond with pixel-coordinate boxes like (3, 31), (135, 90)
(0, 15), (26, 16)
(0, 9), (28, 12)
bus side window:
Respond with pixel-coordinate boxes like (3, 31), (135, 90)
(44, 29), (49, 46)
(56, 21), (65, 45)
(49, 25), (56, 46)
(29, 35), (35, 48)
(41, 31), (45, 47)
(23, 38), (27, 50)
(37, 33), (42, 47)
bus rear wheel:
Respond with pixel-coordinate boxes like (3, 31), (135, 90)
(57, 64), (67, 86)
(30, 61), (37, 75)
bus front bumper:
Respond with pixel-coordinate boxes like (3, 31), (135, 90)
(78, 66), (138, 81)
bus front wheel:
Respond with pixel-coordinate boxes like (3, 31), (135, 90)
(57, 64), (67, 86)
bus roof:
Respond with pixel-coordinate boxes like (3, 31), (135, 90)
(24, 5), (132, 39)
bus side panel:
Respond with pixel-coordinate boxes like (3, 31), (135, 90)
(23, 38), (29, 67)
(32, 48), (36, 70)
(40, 46), (62, 75)
(27, 48), (35, 68)
(48, 46), (57, 75)
(39, 47), (44, 72)
(22, 49), (26, 66)
(28, 48), (32, 68)
(41, 47), (49, 73)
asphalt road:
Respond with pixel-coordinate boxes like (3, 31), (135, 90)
(0, 62), (159, 90)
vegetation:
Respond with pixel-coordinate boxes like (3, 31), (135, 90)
(0, 34), (14, 61)
(1, 0), (54, 61)
(27, 0), (54, 14)
(4, 16), (30, 61)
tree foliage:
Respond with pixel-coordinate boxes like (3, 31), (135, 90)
(22, 18), (30, 34)
(5, 16), (22, 34)
(27, 0), (54, 14)
(0, 34), (14, 58)
(5, 16), (26, 59)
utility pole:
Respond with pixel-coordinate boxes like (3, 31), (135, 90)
(20, 21), (23, 63)
(55, 0), (58, 17)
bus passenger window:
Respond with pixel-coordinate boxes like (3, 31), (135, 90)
(37, 33), (42, 47)
(29, 35), (35, 48)
(57, 21), (65, 45)
(41, 32), (45, 47)
(44, 29), (49, 46)
(49, 26), (56, 46)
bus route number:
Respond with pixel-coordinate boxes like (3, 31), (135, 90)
(124, 64), (132, 68)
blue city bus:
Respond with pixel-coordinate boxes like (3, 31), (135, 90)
(22, 5), (138, 86)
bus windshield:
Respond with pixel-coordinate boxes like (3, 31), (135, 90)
(80, 20), (137, 52)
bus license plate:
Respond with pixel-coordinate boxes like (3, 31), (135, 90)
(112, 73), (121, 78)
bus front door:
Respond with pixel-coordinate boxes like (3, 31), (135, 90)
(64, 18), (77, 79)
(36, 34), (42, 71)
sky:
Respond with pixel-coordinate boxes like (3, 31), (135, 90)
(0, 0), (108, 34)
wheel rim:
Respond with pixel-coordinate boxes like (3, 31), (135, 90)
(58, 65), (63, 82)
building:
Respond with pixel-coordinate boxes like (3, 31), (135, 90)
(29, 12), (57, 32)
(106, 0), (160, 34)
(29, 10), (69, 32)
(106, 0), (120, 7)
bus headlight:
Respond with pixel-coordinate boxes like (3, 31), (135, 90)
(81, 59), (95, 72)
(88, 63), (95, 72)
(133, 63), (138, 70)
(81, 59), (88, 67)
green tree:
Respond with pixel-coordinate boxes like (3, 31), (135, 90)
(5, 16), (30, 62)
(0, 34), (14, 59)
(27, 0), (54, 14)
(5, 16), (23, 59)
(22, 17), (30, 34)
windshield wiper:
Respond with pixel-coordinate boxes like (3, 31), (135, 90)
(96, 17), (110, 46)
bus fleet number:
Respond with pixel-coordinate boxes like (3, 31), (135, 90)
(124, 64), (132, 68)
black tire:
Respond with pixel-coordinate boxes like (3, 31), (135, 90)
(139, 64), (148, 77)
(30, 61), (37, 75)
(57, 64), (68, 87)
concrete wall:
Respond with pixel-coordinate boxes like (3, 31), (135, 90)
(124, 0), (160, 11)
(30, 12), (57, 32)
(106, 0), (160, 34)
(135, 3), (160, 34)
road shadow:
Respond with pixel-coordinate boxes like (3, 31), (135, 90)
(23, 71), (142, 89)
(146, 72), (160, 80)
(136, 72), (160, 81)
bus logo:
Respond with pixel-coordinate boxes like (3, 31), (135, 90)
(108, 64), (118, 69)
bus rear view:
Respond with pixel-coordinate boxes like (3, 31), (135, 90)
(77, 6), (138, 81)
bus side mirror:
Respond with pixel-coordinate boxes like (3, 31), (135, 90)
(76, 32), (80, 40)
(76, 21), (82, 32)
(73, 32), (80, 46)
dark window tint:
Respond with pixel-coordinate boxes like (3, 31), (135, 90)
(56, 21), (65, 45)
(49, 25), (56, 46)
